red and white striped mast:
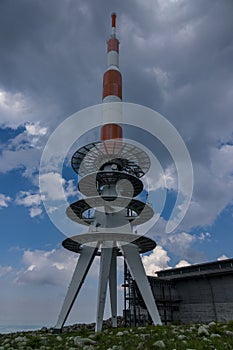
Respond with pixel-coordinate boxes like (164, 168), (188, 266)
(53, 13), (162, 334)
(101, 13), (123, 141)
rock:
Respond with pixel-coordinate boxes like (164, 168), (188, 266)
(208, 322), (216, 327)
(140, 333), (150, 339)
(74, 337), (96, 346)
(210, 333), (221, 338)
(88, 333), (98, 339)
(198, 326), (209, 336)
(224, 330), (233, 336)
(177, 334), (186, 340)
(153, 340), (165, 348)
(56, 335), (62, 341)
(116, 331), (124, 336)
(202, 337), (210, 342)
(137, 342), (144, 350)
(83, 346), (95, 350)
(14, 336), (27, 342)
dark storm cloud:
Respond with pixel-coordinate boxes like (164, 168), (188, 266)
(0, 0), (107, 120)
(0, 0), (233, 230)
(120, 0), (233, 193)
(1, 0), (232, 130)
(0, 0), (138, 123)
(118, 0), (233, 133)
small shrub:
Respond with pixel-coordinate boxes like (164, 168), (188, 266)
(171, 320), (182, 326)
(226, 320), (233, 330)
(26, 336), (41, 349)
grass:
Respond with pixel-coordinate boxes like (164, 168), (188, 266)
(0, 321), (233, 349)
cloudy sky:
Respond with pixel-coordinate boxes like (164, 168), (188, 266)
(0, 0), (233, 329)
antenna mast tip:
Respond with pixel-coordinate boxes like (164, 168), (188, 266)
(111, 13), (117, 28)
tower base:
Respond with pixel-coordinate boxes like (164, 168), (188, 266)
(54, 233), (161, 332)
(53, 328), (62, 334)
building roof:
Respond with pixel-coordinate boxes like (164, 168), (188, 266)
(155, 258), (233, 280)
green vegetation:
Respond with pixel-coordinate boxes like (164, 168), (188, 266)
(0, 321), (233, 349)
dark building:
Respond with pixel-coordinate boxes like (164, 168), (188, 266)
(123, 258), (233, 325)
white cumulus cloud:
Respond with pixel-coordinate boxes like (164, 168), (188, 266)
(15, 191), (43, 207)
(0, 193), (11, 208)
(0, 121), (48, 180)
(0, 89), (27, 129)
(39, 172), (76, 201)
(15, 248), (77, 286)
(0, 265), (12, 277)
(29, 207), (43, 218)
(175, 260), (191, 268)
(15, 248), (99, 286)
(15, 174), (76, 218)
(217, 254), (229, 261)
(25, 122), (47, 136)
(142, 246), (171, 276)
(15, 191), (44, 218)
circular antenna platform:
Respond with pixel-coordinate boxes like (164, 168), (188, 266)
(71, 140), (151, 177)
(66, 196), (154, 226)
(78, 171), (143, 197)
(62, 232), (156, 255)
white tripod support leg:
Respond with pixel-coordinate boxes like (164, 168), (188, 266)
(54, 244), (98, 332)
(120, 243), (162, 325)
(95, 245), (113, 332)
(109, 247), (117, 327)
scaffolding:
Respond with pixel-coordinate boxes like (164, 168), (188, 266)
(123, 261), (150, 327)
(123, 266), (181, 326)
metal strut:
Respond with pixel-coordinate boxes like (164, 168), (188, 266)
(54, 245), (98, 332)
